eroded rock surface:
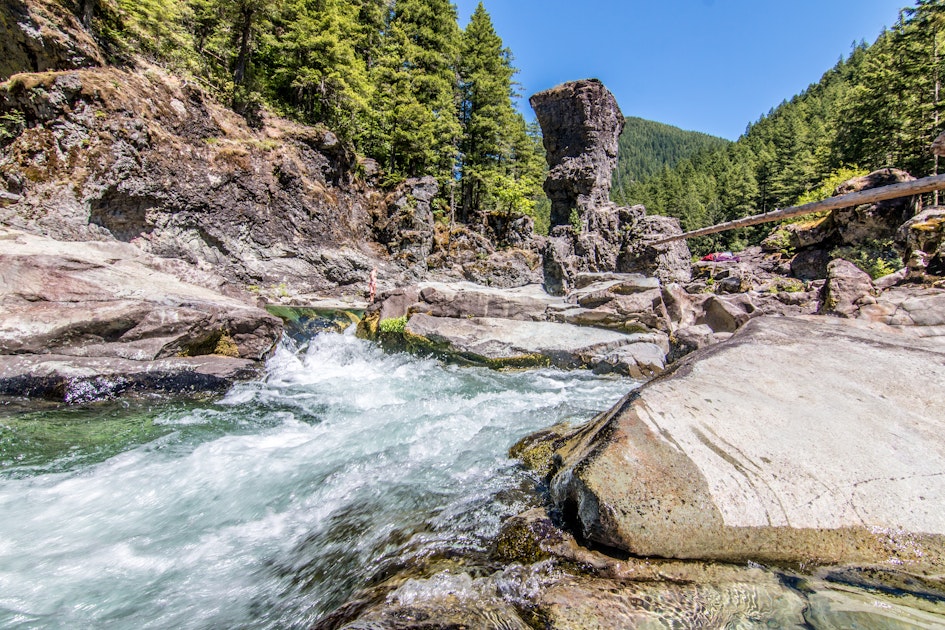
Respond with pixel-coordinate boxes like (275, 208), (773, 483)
(0, 66), (388, 298)
(0, 227), (282, 400)
(543, 316), (945, 568)
(530, 79), (691, 294)
(530, 79), (623, 226)
(0, 0), (104, 81)
(404, 314), (666, 377)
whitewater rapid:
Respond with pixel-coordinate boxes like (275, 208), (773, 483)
(0, 330), (633, 628)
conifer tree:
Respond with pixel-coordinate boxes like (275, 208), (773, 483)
(263, 0), (371, 140)
(457, 3), (542, 225)
(368, 0), (462, 183)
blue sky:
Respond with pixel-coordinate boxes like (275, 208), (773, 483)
(454, 0), (908, 140)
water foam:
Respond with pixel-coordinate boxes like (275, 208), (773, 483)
(0, 332), (634, 628)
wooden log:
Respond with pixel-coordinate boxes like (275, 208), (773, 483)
(649, 173), (945, 245)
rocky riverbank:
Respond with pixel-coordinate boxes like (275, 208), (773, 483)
(0, 226), (282, 401)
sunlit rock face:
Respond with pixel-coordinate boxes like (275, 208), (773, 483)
(530, 78), (624, 227)
(530, 79), (691, 294)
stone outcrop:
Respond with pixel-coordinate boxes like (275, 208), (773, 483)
(404, 314), (666, 377)
(759, 169), (921, 283)
(897, 207), (945, 278)
(0, 227), (282, 400)
(533, 316), (945, 568)
(859, 285), (945, 342)
(530, 79), (691, 294)
(933, 130), (945, 157)
(833, 168), (918, 245)
(529, 79), (623, 226)
(819, 258), (876, 317)
(0, 65), (390, 299)
(0, 0), (104, 81)
(371, 176), (436, 270)
(359, 279), (669, 377)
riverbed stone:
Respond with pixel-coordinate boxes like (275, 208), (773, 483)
(0, 353), (260, 402)
(404, 313), (666, 375)
(412, 281), (560, 321)
(545, 315), (945, 569)
(819, 258), (875, 317)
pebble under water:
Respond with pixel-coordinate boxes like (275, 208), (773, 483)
(0, 329), (635, 628)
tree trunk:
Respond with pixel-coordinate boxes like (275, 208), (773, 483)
(932, 35), (942, 206)
(78, 0), (96, 28)
(650, 174), (945, 245)
(233, 6), (255, 86)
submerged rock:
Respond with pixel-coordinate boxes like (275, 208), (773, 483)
(542, 316), (945, 569)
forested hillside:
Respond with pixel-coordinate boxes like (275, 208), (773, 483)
(620, 0), (944, 255)
(78, 0), (543, 224)
(611, 117), (729, 202)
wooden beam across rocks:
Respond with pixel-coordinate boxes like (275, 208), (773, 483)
(649, 173), (945, 245)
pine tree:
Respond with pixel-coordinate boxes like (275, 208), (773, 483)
(457, 3), (542, 226)
(263, 0), (371, 140)
(368, 0), (462, 183)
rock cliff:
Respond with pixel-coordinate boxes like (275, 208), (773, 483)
(530, 80), (691, 294)
(0, 66), (392, 299)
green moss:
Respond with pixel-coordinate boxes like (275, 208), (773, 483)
(764, 228), (793, 254)
(770, 278), (805, 294)
(493, 515), (560, 565)
(357, 311), (380, 339)
(0, 110), (25, 145)
(830, 239), (903, 280)
(177, 329), (239, 358)
(213, 333), (240, 357)
(911, 217), (945, 232)
(509, 423), (573, 477)
(379, 315), (407, 334)
(569, 207), (582, 233)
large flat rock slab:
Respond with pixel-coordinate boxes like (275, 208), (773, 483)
(412, 281), (565, 321)
(548, 316), (945, 568)
(0, 353), (260, 402)
(405, 314), (666, 377)
(0, 227), (282, 399)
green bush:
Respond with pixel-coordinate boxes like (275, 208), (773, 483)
(379, 315), (407, 334)
(830, 239), (903, 279)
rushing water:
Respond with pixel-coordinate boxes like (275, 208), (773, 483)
(0, 329), (634, 629)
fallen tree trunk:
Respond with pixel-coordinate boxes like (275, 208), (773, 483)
(649, 173), (945, 245)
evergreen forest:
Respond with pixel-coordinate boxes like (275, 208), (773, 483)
(614, 0), (945, 255)
(611, 117), (729, 200)
(84, 0), (544, 229)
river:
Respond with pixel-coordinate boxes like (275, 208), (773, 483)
(0, 329), (633, 628)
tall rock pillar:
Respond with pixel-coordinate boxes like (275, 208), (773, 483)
(530, 79), (624, 226)
(530, 79), (691, 294)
